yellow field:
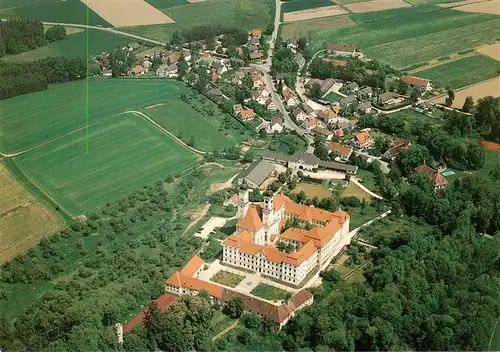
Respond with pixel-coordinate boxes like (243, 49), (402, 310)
(431, 77), (500, 108)
(0, 164), (64, 263)
(283, 5), (348, 22)
(343, 0), (412, 13)
(453, 0), (500, 14)
(81, 0), (175, 27)
(292, 182), (332, 198)
(341, 182), (373, 202)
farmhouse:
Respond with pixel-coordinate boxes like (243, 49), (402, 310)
(248, 28), (262, 39)
(358, 86), (373, 99)
(240, 108), (256, 121)
(234, 160), (276, 189)
(287, 37), (298, 53)
(327, 43), (356, 56)
(164, 256), (314, 330)
(265, 98), (278, 111)
(358, 101), (372, 114)
(401, 75), (432, 91)
(292, 108), (308, 122)
(414, 162), (448, 190)
(312, 126), (333, 141)
(378, 92), (405, 107)
(253, 87), (270, 104)
(317, 108), (338, 126)
(283, 87), (299, 107)
(383, 138), (411, 161)
(129, 65), (145, 76)
(222, 189), (351, 285)
(267, 117), (284, 134)
(346, 82), (359, 93)
(156, 63), (178, 78)
(353, 131), (373, 149)
(306, 78), (336, 95)
(303, 119), (318, 130)
(261, 151), (358, 175)
(341, 95), (357, 107)
(328, 142), (353, 161)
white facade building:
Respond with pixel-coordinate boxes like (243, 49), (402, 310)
(222, 190), (350, 286)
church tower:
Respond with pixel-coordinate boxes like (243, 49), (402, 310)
(262, 191), (279, 242)
(237, 183), (250, 218)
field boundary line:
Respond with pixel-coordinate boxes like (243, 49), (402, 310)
(122, 110), (206, 155)
(4, 159), (75, 220)
(0, 113), (122, 158)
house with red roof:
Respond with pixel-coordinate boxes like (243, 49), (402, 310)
(129, 65), (145, 76)
(414, 162), (448, 190)
(400, 75), (432, 91)
(353, 130), (373, 149)
(328, 142), (353, 161)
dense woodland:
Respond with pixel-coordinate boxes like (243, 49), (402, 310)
(0, 57), (86, 100)
(0, 19), (45, 57)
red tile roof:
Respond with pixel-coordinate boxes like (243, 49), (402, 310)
(237, 205), (263, 232)
(355, 131), (371, 144)
(123, 294), (176, 334)
(414, 163), (448, 187)
(179, 256), (204, 277)
(328, 142), (352, 156)
(401, 75), (430, 87)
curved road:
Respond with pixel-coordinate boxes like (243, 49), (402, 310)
(0, 19), (167, 46)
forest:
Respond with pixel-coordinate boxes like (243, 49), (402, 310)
(0, 19), (45, 57)
(0, 57), (86, 100)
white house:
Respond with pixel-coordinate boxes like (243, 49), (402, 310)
(156, 63), (178, 78)
(283, 87), (299, 107)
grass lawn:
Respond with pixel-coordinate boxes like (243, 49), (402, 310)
(415, 54), (500, 89)
(266, 133), (307, 154)
(293, 181), (332, 198)
(356, 215), (432, 244)
(0, 163), (64, 263)
(345, 204), (382, 230)
(356, 169), (377, 193)
(282, 0), (335, 13)
(250, 283), (290, 301)
(144, 98), (246, 152)
(307, 6), (500, 68)
(280, 15), (354, 40)
(121, 0), (274, 42)
(342, 181), (373, 202)
(211, 270), (245, 287)
(210, 310), (236, 335)
(0, 0), (109, 26)
(0, 78), (189, 153)
(11, 113), (199, 215)
(324, 91), (344, 103)
(2, 29), (131, 63)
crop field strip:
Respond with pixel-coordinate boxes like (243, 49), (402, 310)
(120, 0), (273, 43)
(307, 5), (500, 68)
(145, 101), (240, 152)
(2, 28), (131, 63)
(11, 113), (199, 216)
(281, 0), (335, 13)
(280, 15), (355, 40)
(0, 79), (189, 153)
(0, 163), (64, 263)
(0, 0), (109, 26)
(415, 54), (500, 89)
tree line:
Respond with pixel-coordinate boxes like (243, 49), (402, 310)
(0, 57), (86, 100)
(0, 19), (66, 57)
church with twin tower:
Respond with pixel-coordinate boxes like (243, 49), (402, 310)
(222, 186), (351, 286)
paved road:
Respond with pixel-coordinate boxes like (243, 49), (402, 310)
(41, 21), (167, 46)
(351, 177), (383, 199)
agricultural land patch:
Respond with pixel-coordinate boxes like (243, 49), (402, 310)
(281, 0), (335, 13)
(307, 6), (500, 68)
(451, 0), (500, 14)
(10, 113), (199, 216)
(343, 0), (412, 13)
(145, 0), (188, 8)
(0, 164), (63, 263)
(1, 29), (130, 62)
(0, 0), (109, 26)
(120, 0), (274, 42)
(438, 0), (491, 7)
(283, 5), (348, 22)
(81, 0), (175, 27)
(476, 42), (500, 60)
(0, 78), (189, 153)
(280, 15), (354, 40)
(145, 99), (247, 152)
(415, 54), (500, 89)
(431, 77), (500, 107)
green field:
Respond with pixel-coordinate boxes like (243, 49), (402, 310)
(282, 0), (334, 13)
(0, 0), (109, 26)
(250, 283), (290, 301)
(11, 113), (198, 215)
(415, 55), (500, 89)
(280, 15), (354, 40)
(0, 79), (189, 153)
(146, 0), (188, 9)
(122, 0), (274, 42)
(145, 98), (245, 152)
(307, 6), (500, 68)
(2, 29), (131, 62)
(324, 91), (343, 103)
